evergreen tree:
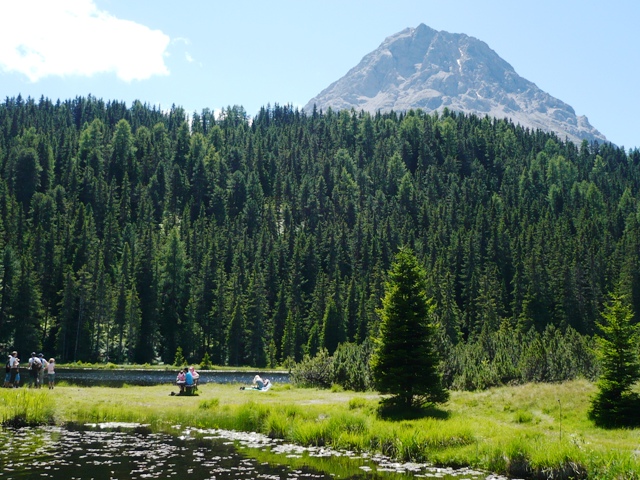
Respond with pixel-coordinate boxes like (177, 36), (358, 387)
(0, 247), (19, 344)
(134, 226), (158, 364)
(320, 297), (345, 355)
(1, 94), (640, 386)
(158, 227), (189, 364)
(371, 248), (448, 408)
(13, 147), (41, 208)
(226, 297), (246, 366)
(12, 256), (43, 356)
(589, 292), (640, 427)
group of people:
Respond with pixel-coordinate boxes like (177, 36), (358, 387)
(174, 366), (200, 395)
(172, 369), (272, 395)
(4, 351), (56, 389)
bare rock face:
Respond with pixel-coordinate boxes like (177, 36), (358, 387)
(304, 24), (607, 145)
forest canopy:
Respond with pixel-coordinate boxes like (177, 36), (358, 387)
(0, 95), (638, 386)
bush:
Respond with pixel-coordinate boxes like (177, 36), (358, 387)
(332, 341), (372, 391)
(444, 323), (599, 391)
(292, 342), (374, 391)
(199, 352), (213, 370)
(291, 348), (333, 388)
(173, 347), (186, 367)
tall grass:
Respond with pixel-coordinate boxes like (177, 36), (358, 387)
(0, 388), (55, 426)
(4, 381), (640, 479)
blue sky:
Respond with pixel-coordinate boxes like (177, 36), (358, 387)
(1, 0), (638, 149)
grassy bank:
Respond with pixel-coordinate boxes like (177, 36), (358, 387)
(1, 380), (639, 479)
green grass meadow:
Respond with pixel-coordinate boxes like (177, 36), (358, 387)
(2, 379), (640, 479)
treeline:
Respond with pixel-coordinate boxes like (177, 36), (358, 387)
(0, 95), (638, 377)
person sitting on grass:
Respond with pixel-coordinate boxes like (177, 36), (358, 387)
(239, 375), (271, 390)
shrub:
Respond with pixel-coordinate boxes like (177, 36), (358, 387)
(291, 348), (333, 388)
(173, 347), (187, 367)
(332, 341), (372, 391)
(199, 352), (213, 370)
(348, 397), (368, 410)
(444, 323), (599, 391)
(199, 398), (219, 410)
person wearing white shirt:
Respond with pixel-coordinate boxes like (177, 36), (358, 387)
(8, 351), (19, 387)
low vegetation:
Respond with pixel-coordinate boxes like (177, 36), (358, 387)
(2, 380), (640, 479)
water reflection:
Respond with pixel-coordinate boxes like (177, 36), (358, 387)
(0, 424), (505, 479)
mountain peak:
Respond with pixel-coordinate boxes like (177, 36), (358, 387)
(305, 25), (606, 145)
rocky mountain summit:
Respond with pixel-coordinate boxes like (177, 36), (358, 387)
(304, 24), (607, 145)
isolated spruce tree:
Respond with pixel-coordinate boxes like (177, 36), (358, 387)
(371, 248), (448, 409)
(589, 292), (640, 427)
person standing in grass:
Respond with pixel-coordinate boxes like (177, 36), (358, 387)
(4, 356), (11, 387)
(28, 352), (41, 388)
(38, 354), (47, 389)
(8, 351), (19, 387)
(47, 358), (55, 389)
(13, 358), (20, 387)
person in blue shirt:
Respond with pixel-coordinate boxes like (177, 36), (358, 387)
(185, 367), (194, 388)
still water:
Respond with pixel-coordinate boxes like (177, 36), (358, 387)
(0, 423), (506, 480)
(57, 368), (291, 387)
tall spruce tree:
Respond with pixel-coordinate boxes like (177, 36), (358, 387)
(158, 227), (189, 364)
(371, 248), (448, 408)
(589, 292), (640, 427)
(320, 297), (345, 355)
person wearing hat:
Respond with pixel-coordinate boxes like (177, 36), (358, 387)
(28, 352), (42, 388)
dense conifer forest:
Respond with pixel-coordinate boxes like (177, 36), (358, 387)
(1, 95), (638, 388)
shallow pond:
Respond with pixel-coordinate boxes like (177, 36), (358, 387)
(0, 423), (506, 479)
(56, 368), (290, 387)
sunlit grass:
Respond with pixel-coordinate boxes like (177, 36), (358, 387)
(2, 379), (640, 478)
(0, 388), (55, 426)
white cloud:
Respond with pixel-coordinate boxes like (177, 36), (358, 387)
(0, 0), (171, 82)
(172, 37), (191, 46)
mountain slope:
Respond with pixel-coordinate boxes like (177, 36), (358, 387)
(304, 24), (607, 145)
